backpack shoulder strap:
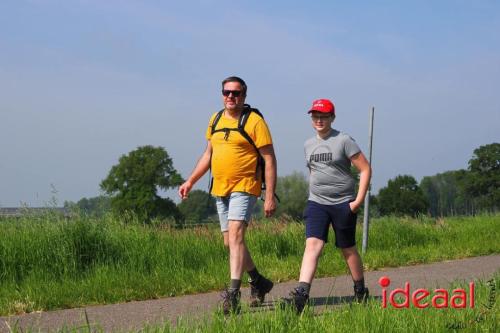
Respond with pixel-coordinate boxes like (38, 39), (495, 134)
(238, 105), (261, 151)
(238, 104), (263, 131)
(210, 110), (224, 134)
(208, 110), (224, 193)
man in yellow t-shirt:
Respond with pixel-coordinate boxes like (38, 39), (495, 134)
(178, 76), (277, 314)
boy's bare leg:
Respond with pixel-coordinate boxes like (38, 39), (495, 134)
(298, 237), (325, 283)
(341, 246), (364, 281)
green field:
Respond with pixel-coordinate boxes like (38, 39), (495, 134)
(0, 213), (499, 316)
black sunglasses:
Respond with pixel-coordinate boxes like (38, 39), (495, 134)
(222, 89), (242, 97)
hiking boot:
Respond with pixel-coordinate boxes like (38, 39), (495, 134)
(354, 287), (369, 303)
(284, 287), (309, 314)
(220, 288), (241, 315)
(249, 276), (274, 307)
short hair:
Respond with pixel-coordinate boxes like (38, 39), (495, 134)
(221, 76), (247, 96)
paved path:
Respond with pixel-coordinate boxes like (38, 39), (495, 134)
(1, 255), (499, 332)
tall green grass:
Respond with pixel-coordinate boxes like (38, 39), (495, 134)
(0, 213), (499, 315)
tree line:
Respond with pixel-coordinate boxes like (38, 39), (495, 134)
(65, 143), (499, 222)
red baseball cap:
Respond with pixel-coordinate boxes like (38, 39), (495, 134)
(308, 99), (335, 114)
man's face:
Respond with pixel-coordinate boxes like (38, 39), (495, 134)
(310, 111), (334, 132)
(222, 81), (246, 111)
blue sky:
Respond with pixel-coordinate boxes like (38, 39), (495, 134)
(1, 0), (499, 207)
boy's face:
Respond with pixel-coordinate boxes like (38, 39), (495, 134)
(310, 111), (334, 133)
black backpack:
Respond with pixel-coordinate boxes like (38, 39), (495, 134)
(209, 104), (278, 201)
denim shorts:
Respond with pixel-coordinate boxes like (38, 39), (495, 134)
(215, 192), (258, 232)
(303, 200), (358, 248)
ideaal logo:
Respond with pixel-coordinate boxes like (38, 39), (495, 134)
(379, 276), (475, 309)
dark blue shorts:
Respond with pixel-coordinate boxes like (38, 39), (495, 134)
(303, 200), (358, 248)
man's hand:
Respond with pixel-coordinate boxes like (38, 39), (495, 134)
(264, 196), (276, 217)
(178, 181), (193, 200)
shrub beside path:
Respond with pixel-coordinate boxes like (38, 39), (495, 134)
(1, 254), (499, 332)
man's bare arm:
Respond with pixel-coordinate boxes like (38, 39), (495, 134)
(259, 144), (277, 217)
(178, 141), (212, 199)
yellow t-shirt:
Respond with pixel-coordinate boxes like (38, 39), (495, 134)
(206, 111), (273, 197)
